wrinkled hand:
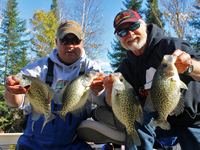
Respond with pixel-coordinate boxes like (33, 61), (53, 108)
(5, 75), (27, 95)
(173, 49), (192, 74)
(103, 74), (115, 106)
(90, 73), (106, 95)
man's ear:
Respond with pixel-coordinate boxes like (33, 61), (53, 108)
(80, 40), (84, 45)
(55, 38), (58, 45)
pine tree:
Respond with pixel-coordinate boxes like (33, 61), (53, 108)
(108, 0), (143, 70)
(0, 0), (29, 82)
(144, 0), (165, 29)
(108, 39), (127, 69)
(122, 0), (143, 14)
(51, 0), (60, 22)
(188, 2), (200, 50)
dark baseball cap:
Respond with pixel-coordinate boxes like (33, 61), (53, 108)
(113, 9), (142, 34)
(57, 20), (83, 39)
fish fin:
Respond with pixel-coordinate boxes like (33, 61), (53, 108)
(54, 111), (67, 123)
(126, 130), (141, 149)
(180, 80), (188, 90)
(31, 109), (42, 121)
(71, 104), (87, 117)
(41, 113), (56, 133)
(53, 93), (63, 104)
(136, 106), (143, 126)
(48, 90), (52, 104)
(24, 96), (30, 105)
(88, 92), (93, 103)
(36, 75), (41, 80)
(148, 120), (171, 130)
(170, 94), (185, 116)
(53, 85), (67, 104)
(143, 91), (156, 112)
(32, 121), (35, 131)
(31, 109), (42, 132)
(48, 87), (57, 98)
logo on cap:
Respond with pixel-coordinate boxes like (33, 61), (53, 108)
(115, 12), (131, 26)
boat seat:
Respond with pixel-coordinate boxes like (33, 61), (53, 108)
(77, 106), (125, 145)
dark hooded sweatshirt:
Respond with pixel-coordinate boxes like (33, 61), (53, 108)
(116, 24), (200, 126)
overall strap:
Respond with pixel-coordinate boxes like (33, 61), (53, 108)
(46, 58), (54, 86)
(46, 58), (85, 85)
(79, 61), (85, 75)
(46, 57), (56, 124)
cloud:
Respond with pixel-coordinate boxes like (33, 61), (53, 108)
(99, 61), (113, 72)
(99, 62), (110, 66)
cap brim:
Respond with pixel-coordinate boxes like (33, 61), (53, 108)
(114, 18), (139, 34)
(58, 27), (82, 39)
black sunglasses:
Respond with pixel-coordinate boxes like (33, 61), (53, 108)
(117, 22), (140, 37)
(58, 37), (81, 45)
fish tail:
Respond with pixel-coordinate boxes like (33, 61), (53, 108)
(41, 113), (56, 133)
(53, 111), (66, 123)
(126, 130), (141, 149)
(148, 120), (171, 130)
(32, 121), (35, 132)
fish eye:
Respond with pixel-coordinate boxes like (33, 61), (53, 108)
(163, 63), (168, 67)
(85, 73), (90, 77)
(120, 78), (123, 82)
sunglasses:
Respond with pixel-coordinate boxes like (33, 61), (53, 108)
(58, 37), (81, 45)
(117, 22), (140, 37)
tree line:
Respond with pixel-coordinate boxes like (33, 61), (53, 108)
(108, 0), (200, 70)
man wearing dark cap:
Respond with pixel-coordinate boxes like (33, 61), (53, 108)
(103, 9), (200, 150)
(4, 20), (106, 150)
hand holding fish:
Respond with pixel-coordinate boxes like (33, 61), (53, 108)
(90, 73), (106, 96)
(173, 49), (192, 74)
(103, 74), (115, 106)
(173, 49), (200, 81)
(5, 75), (27, 95)
(4, 75), (28, 108)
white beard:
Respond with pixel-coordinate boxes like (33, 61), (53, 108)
(122, 25), (147, 53)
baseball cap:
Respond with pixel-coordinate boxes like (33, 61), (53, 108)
(113, 9), (142, 34)
(57, 20), (83, 40)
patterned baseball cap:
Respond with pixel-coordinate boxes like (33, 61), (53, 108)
(113, 9), (142, 34)
(57, 20), (83, 39)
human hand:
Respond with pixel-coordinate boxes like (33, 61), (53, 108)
(5, 75), (27, 95)
(103, 74), (115, 106)
(173, 49), (192, 74)
(90, 73), (106, 96)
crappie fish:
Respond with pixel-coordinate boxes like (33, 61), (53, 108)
(15, 72), (56, 133)
(53, 70), (100, 123)
(144, 55), (188, 130)
(111, 72), (143, 148)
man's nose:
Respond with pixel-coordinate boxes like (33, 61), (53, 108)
(127, 29), (135, 37)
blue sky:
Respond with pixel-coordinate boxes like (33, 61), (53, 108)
(15, 0), (127, 72)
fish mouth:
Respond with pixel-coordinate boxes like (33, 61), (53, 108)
(113, 85), (125, 93)
(164, 55), (177, 63)
(24, 85), (30, 90)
